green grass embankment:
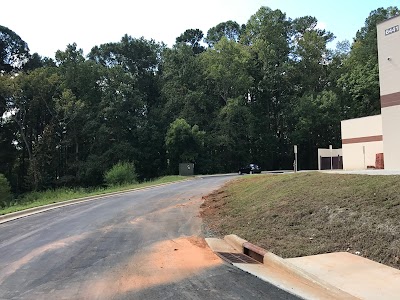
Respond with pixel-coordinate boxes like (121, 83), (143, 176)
(201, 172), (400, 269)
(1, 176), (186, 216)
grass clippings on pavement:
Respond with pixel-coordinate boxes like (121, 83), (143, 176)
(201, 172), (400, 269)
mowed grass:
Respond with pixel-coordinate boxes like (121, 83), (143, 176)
(201, 172), (400, 269)
(1, 176), (186, 216)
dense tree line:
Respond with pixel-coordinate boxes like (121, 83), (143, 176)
(0, 6), (398, 195)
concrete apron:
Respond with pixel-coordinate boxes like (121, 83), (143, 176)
(287, 252), (400, 300)
(206, 235), (400, 300)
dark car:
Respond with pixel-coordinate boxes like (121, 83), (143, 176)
(238, 164), (261, 174)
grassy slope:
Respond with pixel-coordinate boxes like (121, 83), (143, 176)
(1, 176), (185, 216)
(201, 172), (400, 269)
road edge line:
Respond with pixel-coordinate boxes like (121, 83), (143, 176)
(0, 179), (192, 224)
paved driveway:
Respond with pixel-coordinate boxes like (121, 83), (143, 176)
(0, 176), (299, 300)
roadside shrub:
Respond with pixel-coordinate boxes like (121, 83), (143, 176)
(104, 162), (137, 186)
(0, 174), (12, 207)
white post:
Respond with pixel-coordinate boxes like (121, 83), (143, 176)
(363, 146), (366, 169)
(294, 145), (298, 173)
(329, 145), (333, 170)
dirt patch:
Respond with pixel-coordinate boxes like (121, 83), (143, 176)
(187, 236), (208, 248)
(81, 236), (222, 299)
(175, 198), (202, 208)
(200, 190), (230, 236)
(129, 198), (202, 225)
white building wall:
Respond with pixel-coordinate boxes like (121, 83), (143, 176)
(342, 142), (384, 170)
(341, 115), (383, 139)
(377, 17), (400, 96)
(382, 106), (400, 170)
(341, 115), (383, 170)
(378, 16), (400, 170)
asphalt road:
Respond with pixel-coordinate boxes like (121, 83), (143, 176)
(0, 176), (300, 300)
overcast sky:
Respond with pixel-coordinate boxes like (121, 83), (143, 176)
(2, 0), (399, 58)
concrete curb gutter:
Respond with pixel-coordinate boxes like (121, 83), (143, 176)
(211, 235), (359, 300)
(224, 234), (247, 252)
(0, 179), (192, 225)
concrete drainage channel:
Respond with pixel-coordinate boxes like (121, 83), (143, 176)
(206, 235), (359, 300)
(243, 241), (267, 263)
(217, 241), (266, 265)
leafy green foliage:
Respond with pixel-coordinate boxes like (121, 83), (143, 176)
(104, 162), (137, 186)
(290, 91), (341, 168)
(0, 174), (12, 207)
(215, 97), (252, 171)
(165, 119), (205, 174)
(175, 29), (205, 54)
(205, 20), (243, 47)
(200, 37), (253, 104)
(0, 25), (30, 72)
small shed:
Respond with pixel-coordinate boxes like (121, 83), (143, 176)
(318, 148), (343, 170)
(179, 163), (194, 176)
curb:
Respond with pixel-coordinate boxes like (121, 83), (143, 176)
(224, 234), (358, 300)
(0, 179), (192, 224)
(224, 234), (247, 252)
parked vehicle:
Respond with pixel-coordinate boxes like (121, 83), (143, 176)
(238, 164), (261, 174)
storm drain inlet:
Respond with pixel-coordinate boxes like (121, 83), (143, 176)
(217, 252), (261, 264)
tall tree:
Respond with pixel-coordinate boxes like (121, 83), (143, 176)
(0, 25), (30, 72)
(89, 36), (166, 180)
(55, 44), (104, 185)
(200, 37), (253, 104)
(214, 97), (252, 172)
(165, 118), (205, 174)
(175, 29), (205, 54)
(290, 16), (335, 94)
(285, 16), (341, 169)
(161, 43), (214, 128)
(0, 67), (63, 190)
(290, 90), (341, 169)
(205, 21), (243, 47)
(242, 7), (293, 169)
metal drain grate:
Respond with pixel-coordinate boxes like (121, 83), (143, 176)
(217, 252), (261, 264)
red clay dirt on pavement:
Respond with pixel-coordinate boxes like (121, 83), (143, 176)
(80, 236), (223, 299)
